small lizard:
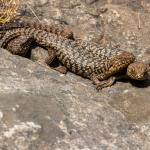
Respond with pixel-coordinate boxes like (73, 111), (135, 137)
(0, 28), (149, 89)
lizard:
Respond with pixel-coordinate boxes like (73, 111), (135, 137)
(0, 27), (149, 90)
(0, 20), (74, 73)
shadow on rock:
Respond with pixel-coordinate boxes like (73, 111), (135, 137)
(130, 79), (150, 88)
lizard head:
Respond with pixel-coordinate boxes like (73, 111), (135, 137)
(127, 62), (150, 80)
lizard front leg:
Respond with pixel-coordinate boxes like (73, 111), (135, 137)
(91, 74), (116, 90)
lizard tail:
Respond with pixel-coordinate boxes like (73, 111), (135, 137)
(0, 19), (74, 39)
(0, 31), (21, 49)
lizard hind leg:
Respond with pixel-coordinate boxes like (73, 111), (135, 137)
(0, 30), (34, 56)
(47, 48), (68, 74)
(41, 47), (68, 74)
(0, 31), (20, 49)
(52, 65), (67, 74)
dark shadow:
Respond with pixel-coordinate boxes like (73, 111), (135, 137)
(49, 57), (60, 68)
(117, 78), (150, 88)
(25, 41), (37, 58)
(130, 79), (150, 88)
(114, 68), (150, 88)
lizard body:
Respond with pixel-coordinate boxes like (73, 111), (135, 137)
(0, 27), (145, 89)
(0, 24), (149, 89)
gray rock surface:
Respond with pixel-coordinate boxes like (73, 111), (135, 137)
(0, 0), (150, 149)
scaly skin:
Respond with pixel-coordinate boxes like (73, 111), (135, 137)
(0, 19), (74, 39)
(2, 28), (148, 90)
(0, 19), (74, 56)
(0, 20), (74, 74)
(0, 33), (33, 56)
(0, 30), (68, 74)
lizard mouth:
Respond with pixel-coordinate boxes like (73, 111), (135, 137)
(130, 74), (146, 80)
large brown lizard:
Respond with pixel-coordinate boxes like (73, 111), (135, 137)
(0, 27), (149, 90)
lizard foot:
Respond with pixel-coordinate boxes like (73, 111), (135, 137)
(96, 76), (116, 90)
(52, 66), (68, 74)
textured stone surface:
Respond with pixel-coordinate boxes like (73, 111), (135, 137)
(0, 0), (150, 149)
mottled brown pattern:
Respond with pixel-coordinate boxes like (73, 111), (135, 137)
(0, 27), (149, 89)
(0, 20), (74, 39)
(0, 33), (33, 56)
(0, 20), (74, 70)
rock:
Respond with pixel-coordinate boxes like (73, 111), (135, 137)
(30, 46), (49, 63)
(0, 0), (150, 149)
